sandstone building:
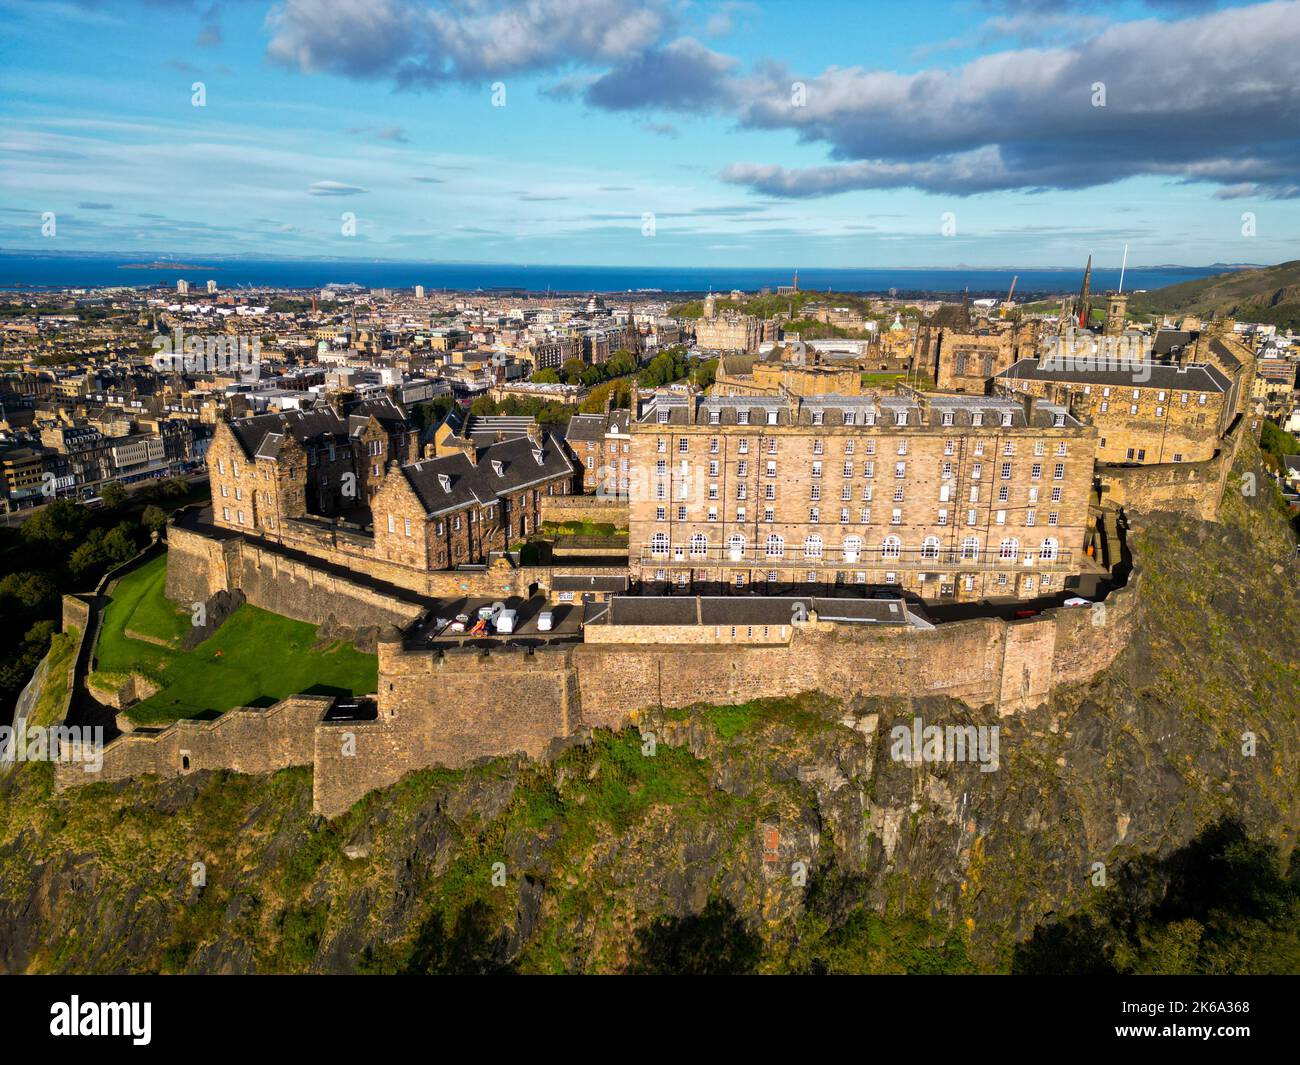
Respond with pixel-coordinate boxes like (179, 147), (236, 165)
(565, 409), (631, 495)
(206, 400), (576, 575)
(627, 389), (1097, 602)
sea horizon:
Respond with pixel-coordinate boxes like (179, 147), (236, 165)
(0, 252), (1232, 297)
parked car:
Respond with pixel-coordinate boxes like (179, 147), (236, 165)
(536, 610), (554, 632)
(1062, 597), (1091, 607)
(448, 614), (469, 633)
(495, 609), (517, 634)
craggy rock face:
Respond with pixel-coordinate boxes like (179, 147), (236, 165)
(0, 449), (1295, 974)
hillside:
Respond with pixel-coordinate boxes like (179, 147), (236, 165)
(1128, 259), (1300, 330)
(0, 442), (1296, 974)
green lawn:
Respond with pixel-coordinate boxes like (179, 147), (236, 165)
(93, 554), (377, 725)
(99, 554), (190, 647)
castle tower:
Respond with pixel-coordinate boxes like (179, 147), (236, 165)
(793, 268), (799, 293)
(1103, 292), (1128, 337)
(703, 290), (716, 319)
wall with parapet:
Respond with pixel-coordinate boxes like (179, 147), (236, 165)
(53, 695), (331, 790)
(1098, 416), (1244, 523)
(539, 495), (629, 526)
(65, 506), (1140, 818)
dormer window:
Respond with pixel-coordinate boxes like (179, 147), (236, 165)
(532, 449), (544, 465)
(708, 408), (720, 425)
(1001, 412), (1013, 427)
(737, 410), (749, 425)
(972, 412), (983, 426)
(438, 473), (451, 492)
(492, 460), (504, 476)
(894, 411), (907, 426)
(657, 409), (670, 424)
(812, 410), (824, 426)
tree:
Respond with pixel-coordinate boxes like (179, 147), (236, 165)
(531, 368), (561, 384)
(606, 350), (638, 377)
(141, 505), (169, 537)
(560, 358), (588, 385)
(100, 480), (128, 509)
(22, 499), (88, 546)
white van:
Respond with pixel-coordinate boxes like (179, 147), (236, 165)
(494, 609), (518, 634)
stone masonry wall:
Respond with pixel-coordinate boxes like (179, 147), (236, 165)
(53, 695), (330, 790)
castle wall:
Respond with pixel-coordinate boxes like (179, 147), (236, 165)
(53, 696), (330, 789)
(77, 513), (1143, 819)
(539, 495), (629, 526)
(1097, 416), (1243, 523)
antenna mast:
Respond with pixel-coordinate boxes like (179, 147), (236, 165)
(1118, 243), (1128, 294)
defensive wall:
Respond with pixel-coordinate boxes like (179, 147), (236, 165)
(1097, 415), (1245, 523)
(56, 489), (1153, 818)
(538, 495), (629, 527)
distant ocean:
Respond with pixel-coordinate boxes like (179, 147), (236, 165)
(0, 255), (1227, 297)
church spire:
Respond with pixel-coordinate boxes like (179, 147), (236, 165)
(1077, 254), (1093, 328)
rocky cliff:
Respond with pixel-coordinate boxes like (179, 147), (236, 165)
(1, 451), (1296, 974)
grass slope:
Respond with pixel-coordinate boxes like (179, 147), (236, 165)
(1128, 258), (1300, 329)
(93, 555), (376, 724)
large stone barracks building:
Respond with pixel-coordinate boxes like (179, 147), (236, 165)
(627, 390), (1097, 602)
(206, 399), (576, 579)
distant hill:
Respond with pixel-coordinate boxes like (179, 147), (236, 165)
(1128, 259), (1300, 331)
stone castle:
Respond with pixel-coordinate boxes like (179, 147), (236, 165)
(51, 305), (1258, 818)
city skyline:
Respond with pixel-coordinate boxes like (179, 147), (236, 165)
(1, 0), (1299, 268)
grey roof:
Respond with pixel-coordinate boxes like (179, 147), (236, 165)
(400, 432), (574, 516)
(1283, 455), (1300, 477)
(566, 409), (630, 442)
(565, 413), (607, 443)
(641, 390), (1078, 429)
(998, 358), (1230, 393)
(1152, 329), (1195, 356)
(594, 595), (910, 627)
(227, 408), (350, 458)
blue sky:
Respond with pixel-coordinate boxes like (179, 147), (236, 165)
(1, 0), (1297, 268)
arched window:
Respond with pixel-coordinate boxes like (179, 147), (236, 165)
(803, 535), (823, 559)
(765, 534), (785, 559)
(881, 535), (901, 560)
(998, 537), (1019, 561)
(1040, 537), (1058, 561)
(960, 536), (980, 561)
(689, 534), (708, 558)
(650, 532), (669, 556)
(920, 535), (940, 560)
(728, 533), (746, 561)
(843, 535), (862, 563)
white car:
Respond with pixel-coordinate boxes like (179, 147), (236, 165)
(536, 610), (554, 632)
(1062, 596), (1091, 607)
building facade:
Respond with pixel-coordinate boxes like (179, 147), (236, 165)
(628, 390), (1097, 601)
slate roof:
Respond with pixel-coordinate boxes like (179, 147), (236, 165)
(399, 432), (574, 517)
(593, 595), (911, 627)
(998, 358), (1230, 393)
(639, 390), (1078, 429)
(227, 408), (351, 459)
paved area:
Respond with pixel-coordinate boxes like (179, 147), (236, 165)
(403, 596), (584, 649)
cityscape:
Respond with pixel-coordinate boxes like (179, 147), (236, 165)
(0, 0), (1297, 1025)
